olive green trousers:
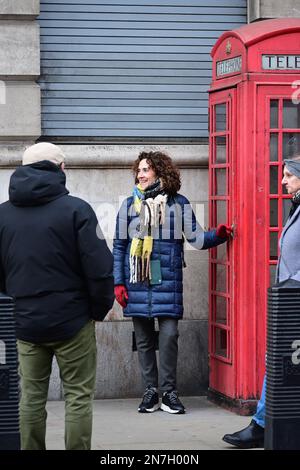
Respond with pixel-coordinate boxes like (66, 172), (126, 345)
(17, 320), (96, 450)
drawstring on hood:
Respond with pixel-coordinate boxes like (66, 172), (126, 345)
(9, 160), (69, 207)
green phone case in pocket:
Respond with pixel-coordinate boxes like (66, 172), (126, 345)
(150, 259), (162, 285)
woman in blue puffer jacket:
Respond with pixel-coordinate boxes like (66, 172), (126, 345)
(113, 151), (232, 414)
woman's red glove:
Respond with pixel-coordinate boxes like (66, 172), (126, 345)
(216, 224), (233, 239)
(114, 285), (128, 308)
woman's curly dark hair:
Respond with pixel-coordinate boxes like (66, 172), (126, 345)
(133, 151), (181, 196)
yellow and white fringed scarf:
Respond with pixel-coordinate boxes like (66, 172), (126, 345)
(130, 182), (167, 283)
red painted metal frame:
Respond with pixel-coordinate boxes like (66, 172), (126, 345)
(208, 19), (300, 409)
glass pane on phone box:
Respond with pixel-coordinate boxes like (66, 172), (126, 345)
(215, 328), (227, 357)
(269, 199), (278, 227)
(282, 198), (292, 224)
(216, 200), (227, 224)
(215, 136), (227, 163)
(216, 296), (227, 324)
(270, 166), (278, 194)
(270, 133), (278, 161)
(270, 100), (278, 129)
(270, 232), (278, 260)
(215, 103), (227, 131)
(216, 242), (227, 261)
(216, 264), (226, 292)
(283, 100), (300, 128)
(269, 265), (277, 287)
(215, 168), (227, 195)
(283, 133), (300, 158)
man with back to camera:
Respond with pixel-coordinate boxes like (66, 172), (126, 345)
(0, 142), (114, 450)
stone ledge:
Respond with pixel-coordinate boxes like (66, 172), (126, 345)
(0, 0), (39, 17)
(0, 143), (209, 168)
(0, 21), (40, 77)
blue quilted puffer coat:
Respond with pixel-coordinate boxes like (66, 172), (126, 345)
(113, 193), (226, 319)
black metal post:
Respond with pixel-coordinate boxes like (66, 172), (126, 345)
(0, 293), (20, 450)
(265, 279), (300, 450)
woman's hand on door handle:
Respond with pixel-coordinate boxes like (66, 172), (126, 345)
(216, 224), (234, 239)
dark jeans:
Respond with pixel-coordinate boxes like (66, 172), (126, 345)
(133, 317), (179, 393)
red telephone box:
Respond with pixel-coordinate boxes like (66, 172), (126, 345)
(208, 19), (300, 413)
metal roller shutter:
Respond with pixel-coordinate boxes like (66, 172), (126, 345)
(38, 0), (247, 140)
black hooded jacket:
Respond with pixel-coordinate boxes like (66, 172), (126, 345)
(0, 161), (114, 342)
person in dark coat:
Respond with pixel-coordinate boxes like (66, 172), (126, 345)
(113, 151), (232, 414)
(222, 156), (300, 449)
(0, 142), (114, 450)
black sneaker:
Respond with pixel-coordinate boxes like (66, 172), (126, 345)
(138, 387), (159, 413)
(161, 390), (185, 414)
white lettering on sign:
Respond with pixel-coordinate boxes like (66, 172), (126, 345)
(262, 55), (300, 70)
(216, 56), (242, 77)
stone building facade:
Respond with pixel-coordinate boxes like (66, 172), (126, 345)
(0, 0), (298, 398)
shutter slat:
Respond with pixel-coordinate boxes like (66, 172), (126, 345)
(41, 67), (212, 77)
(40, 4), (246, 15)
(41, 114), (207, 122)
(39, 13), (246, 22)
(41, 83), (208, 92)
(40, 0), (246, 7)
(43, 129), (207, 137)
(38, 19), (246, 29)
(40, 28), (230, 38)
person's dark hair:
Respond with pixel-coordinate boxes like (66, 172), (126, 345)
(133, 151), (181, 196)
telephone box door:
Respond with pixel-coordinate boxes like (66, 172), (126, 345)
(256, 84), (300, 325)
(209, 88), (237, 397)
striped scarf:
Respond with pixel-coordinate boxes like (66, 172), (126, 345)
(130, 180), (167, 283)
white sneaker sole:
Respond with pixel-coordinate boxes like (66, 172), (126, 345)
(138, 403), (160, 413)
(160, 403), (185, 414)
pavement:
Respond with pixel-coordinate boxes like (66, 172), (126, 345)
(46, 396), (252, 450)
